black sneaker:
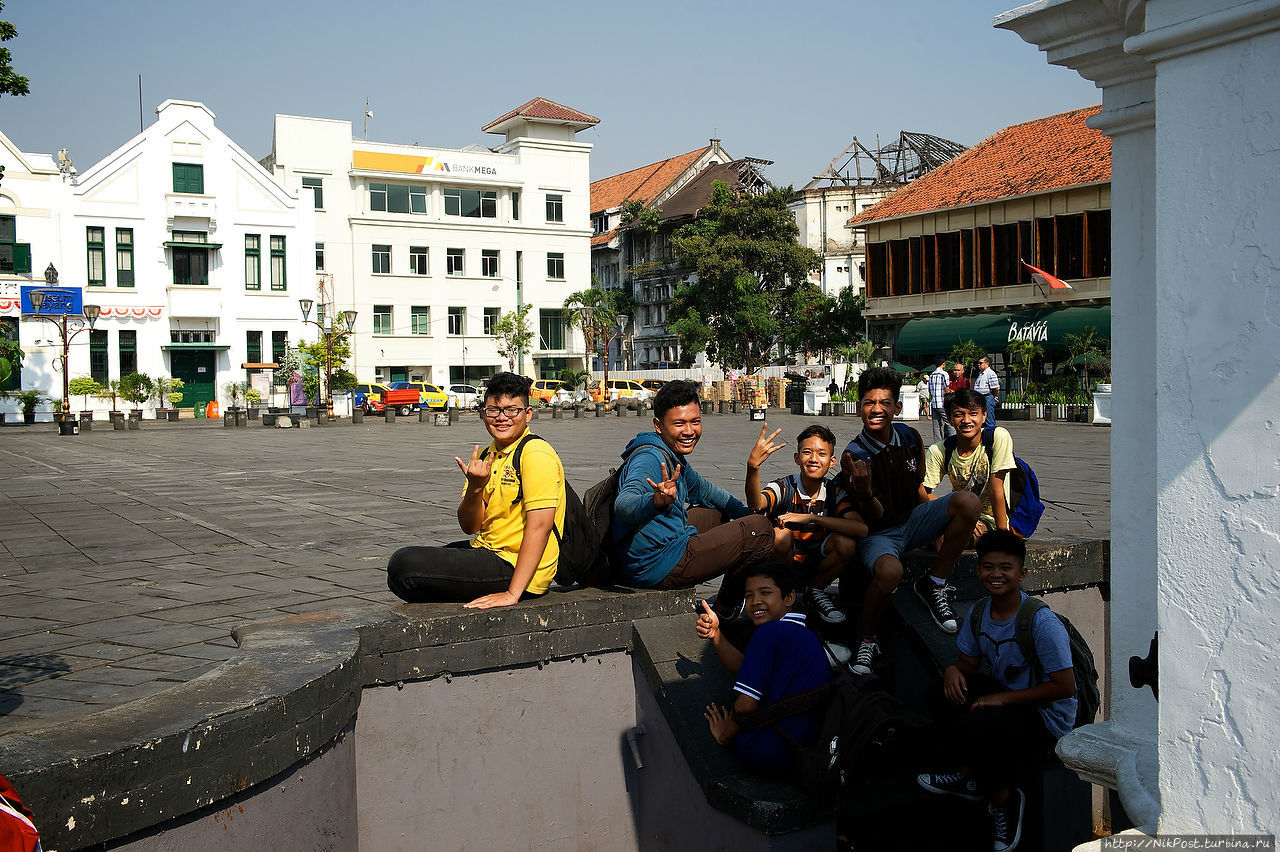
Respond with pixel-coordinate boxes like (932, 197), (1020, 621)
(850, 639), (879, 675)
(914, 574), (958, 633)
(805, 586), (848, 625)
(990, 788), (1025, 852)
(916, 771), (982, 802)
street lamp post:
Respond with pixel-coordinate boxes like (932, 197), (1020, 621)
(28, 265), (100, 434)
(298, 298), (357, 420)
(616, 313), (631, 372)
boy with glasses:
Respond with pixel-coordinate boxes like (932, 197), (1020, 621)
(387, 372), (566, 609)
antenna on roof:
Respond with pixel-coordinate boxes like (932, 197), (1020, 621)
(364, 98), (373, 140)
(138, 75), (144, 133)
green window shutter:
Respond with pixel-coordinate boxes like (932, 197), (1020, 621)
(173, 163), (185, 193)
(13, 243), (30, 273)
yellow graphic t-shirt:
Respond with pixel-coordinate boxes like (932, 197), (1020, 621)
(923, 427), (1016, 528)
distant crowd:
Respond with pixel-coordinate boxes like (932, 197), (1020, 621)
(385, 365), (1074, 852)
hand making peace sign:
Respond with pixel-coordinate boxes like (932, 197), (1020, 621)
(746, 423), (786, 472)
(646, 460), (683, 510)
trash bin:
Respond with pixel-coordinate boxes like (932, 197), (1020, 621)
(204, 400), (219, 420)
(79, 412), (93, 432)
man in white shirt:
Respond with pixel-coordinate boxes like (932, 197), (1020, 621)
(973, 356), (1001, 429)
(927, 357), (953, 442)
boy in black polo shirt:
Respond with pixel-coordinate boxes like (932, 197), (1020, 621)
(839, 367), (979, 675)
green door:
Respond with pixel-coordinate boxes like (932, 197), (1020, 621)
(169, 350), (216, 411)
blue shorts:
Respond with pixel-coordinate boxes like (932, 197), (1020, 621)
(858, 494), (956, 571)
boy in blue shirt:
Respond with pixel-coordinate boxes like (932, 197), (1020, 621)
(697, 563), (831, 774)
(916, 530), (1077, 852)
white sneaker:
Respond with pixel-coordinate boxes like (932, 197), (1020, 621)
(824, 642), (852, 668)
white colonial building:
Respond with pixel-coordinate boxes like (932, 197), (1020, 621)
(263, 97), (598, 387)
(1, 99), (316, 416)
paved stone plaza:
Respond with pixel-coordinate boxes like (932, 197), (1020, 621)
(0, 411), (1109, 736)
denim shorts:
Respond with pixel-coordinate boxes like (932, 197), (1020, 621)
(858, 493), (956, 571)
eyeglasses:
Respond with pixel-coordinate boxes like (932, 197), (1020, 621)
(482, 405), (528, 419)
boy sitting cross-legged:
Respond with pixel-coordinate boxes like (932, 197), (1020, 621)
(744, 423), (866, 625)
(916, 530), (1078, 852)
(698, 563), (832, 775)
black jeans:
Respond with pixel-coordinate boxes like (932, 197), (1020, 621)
(387, 541), (539, 603)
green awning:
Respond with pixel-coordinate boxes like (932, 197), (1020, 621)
(162, 241), (223, 250)
(161, 344), (231, 350)
(888, 361), (919, 375)
(895, 305), (1110, 356)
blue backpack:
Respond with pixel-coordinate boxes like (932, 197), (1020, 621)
(942, 428), (1044, 538)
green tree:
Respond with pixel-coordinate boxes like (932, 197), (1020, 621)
(297, 335), (352, 402)
(0, 3), (29, 99)
(948, 339), (987, 376)
(68, 376), (101, 409)
(493, 304), (533, 372)
(789, 285), (866, 360)
(119, 372), (153, 407)
(1006, 340), (1043, 395)
(564, 286), (633, 385)
(0, 332), (23, 389)
(1063, 325), (1109, 393)
(668, 181), (821, 374)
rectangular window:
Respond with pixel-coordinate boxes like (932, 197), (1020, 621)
(511, 191), (520, 221)
(373, 305), (392, 335)
(444, 188), (497, 218)
(271, 331), (288, 365)
(172, 230), (209, 286)
(369, 182), (426, 214)
(118, 329), (137, 376)
(0, 215), (31, 273)
(447, 248), (464, 276)
(115, 228), (134, 287)
(246, 330), (263, 364)
(302, 176), (323, 209)
(372, 244), (391, 274)
(481, 249), (499, 278)
(483, 307), (499, 335)
(315, 242), (325, 271)
(411, 306), (430, 335)
(409, 246), (428, 275)
(245, 234), (260, 290)
(270, 235), (286, 290)
(545, 193), (563, 223)
(89, 330), (109, 384)
(87, 226), (105, 286)
(448, 307), (464, 336)
(546, 251), (564, 280)
(172, 163), (204, 194)
(539, 309), (566, 350)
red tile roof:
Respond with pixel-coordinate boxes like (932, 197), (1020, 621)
(481, 97), (600, 132)
(849, 106), (1109, 226)
(590, 147), (709, 215)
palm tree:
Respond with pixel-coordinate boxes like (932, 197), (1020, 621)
(1006, 339), (1043, 395)
(564, 288), (620, 393)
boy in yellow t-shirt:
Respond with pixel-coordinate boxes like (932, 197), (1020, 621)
(923, 389), (1016, 543)
(387, 372), (566, 609)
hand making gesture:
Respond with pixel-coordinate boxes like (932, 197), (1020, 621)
(454, 445), (492, 491)
(646, 461), (683, 510)
(747, 424), (786, 471)
(846, 457), (872, 496)
(695, 599), (721, 642)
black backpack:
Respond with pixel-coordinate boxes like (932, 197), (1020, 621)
(967, 596), (1100, 728)
(486, 434), (608, 587)
(942, 428), (1045, 538)
(735, 660), (906, 797)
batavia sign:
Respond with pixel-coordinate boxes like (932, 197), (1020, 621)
(1007, 319), (1049, 342)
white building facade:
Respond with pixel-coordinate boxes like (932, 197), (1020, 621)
(264, 97), (598, 387)
(1, 99), (315, 416)
(788, 183), (895, 297)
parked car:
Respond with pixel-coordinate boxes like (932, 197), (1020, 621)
(640, 379), (668, 392)
(528, 379), (566, 407)
(386, 381), (449, 414)
(591, 379), (654, 403)
(353, 382), (390, 411)
(449, 384), (481, 409)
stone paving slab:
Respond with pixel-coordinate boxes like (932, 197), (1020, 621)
(0, 410), (1109, 736)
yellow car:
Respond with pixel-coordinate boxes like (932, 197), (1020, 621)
(528, 379), (565, 407)
(388, 381), (449, 412)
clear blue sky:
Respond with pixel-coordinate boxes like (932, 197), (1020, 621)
(0, 0), (1097, 190)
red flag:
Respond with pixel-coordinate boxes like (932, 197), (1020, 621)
(1021, 258), (1072, 291)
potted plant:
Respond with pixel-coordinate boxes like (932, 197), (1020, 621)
(167, 390), (184, 415)
(152, 376), (184, 421)
(68, 376), (101, 418)
(245, 387), (262, 420)
(94, 379), (125, 425)
(15, 389), (45, 425)
(223, 380), (245, 410)
(119, 372), (153, 419)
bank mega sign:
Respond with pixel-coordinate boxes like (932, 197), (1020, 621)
(353, 150), (505, 178)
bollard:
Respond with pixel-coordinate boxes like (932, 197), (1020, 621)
(113, 416), (128, 431)
(635, 402), (644, 416)
(552, 406), (563, 419)
(223, 412), (235, 429)
(700, 400), (711, 414)
(821, 402), (832, 417)
(351, 409), (364, 424)
(384, 410), (396, 424)
(596, 402), (607, 417)
(449, 407), (460, 423)
(79, 412), (93, 432)
(419, 408), (432, 423)
(718, 400), (728, 415)
(616, 402), (624, 417)
(237, 409), (249, 427)
(576, 405), (588, 419)
(262, 413), (278, 427)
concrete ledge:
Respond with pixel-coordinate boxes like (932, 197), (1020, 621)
(0, 586), (693, 850)
(1056, 720), (1160, 830)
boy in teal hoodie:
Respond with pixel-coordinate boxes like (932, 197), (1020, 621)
(613, 381), (774, 615)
